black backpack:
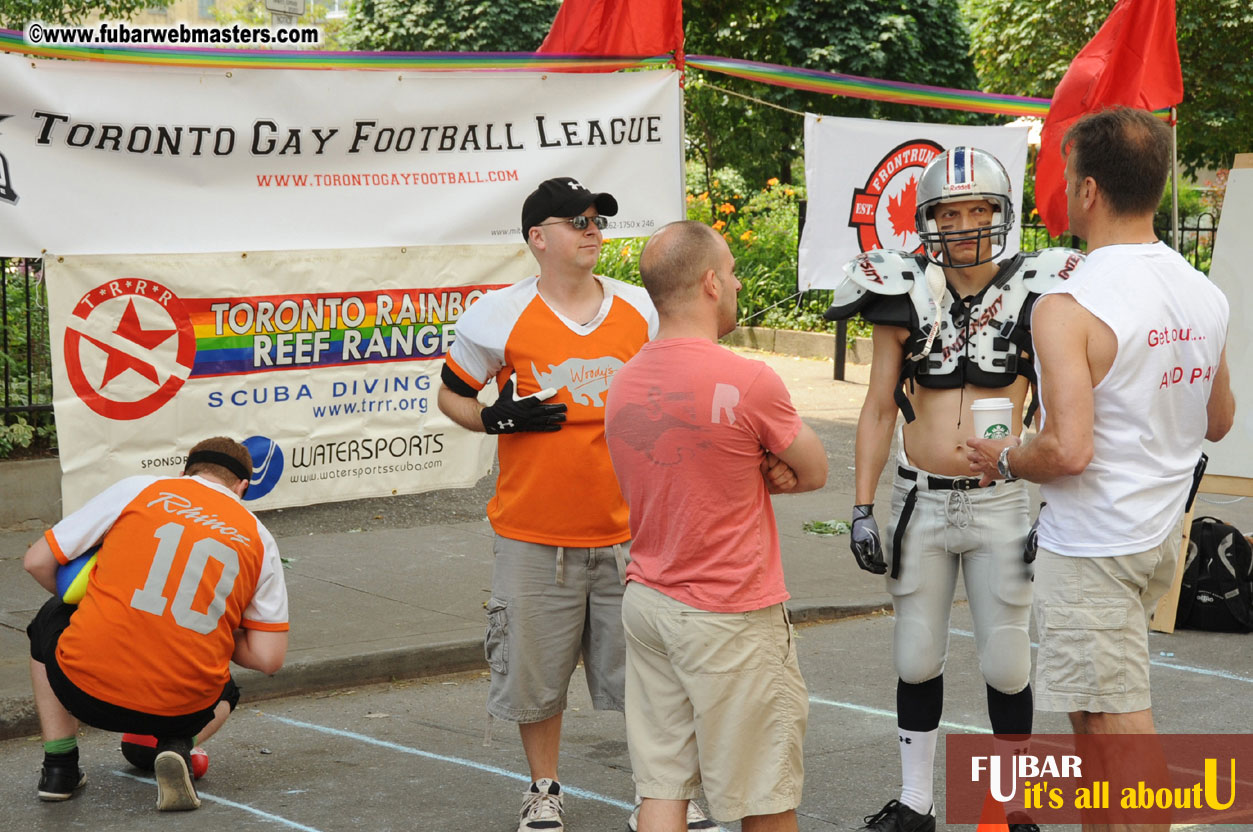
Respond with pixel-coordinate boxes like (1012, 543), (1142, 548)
(1177, 517), (1253, 633)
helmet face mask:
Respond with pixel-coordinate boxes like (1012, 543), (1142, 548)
(915, 146), (1015, 268)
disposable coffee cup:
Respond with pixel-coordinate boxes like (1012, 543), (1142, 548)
(971, 397), (1014, 440)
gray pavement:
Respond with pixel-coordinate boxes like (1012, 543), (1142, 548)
(3, 346), (1252, 766)
(0, 352), (895, 742)
(4, 607), (1253, 830)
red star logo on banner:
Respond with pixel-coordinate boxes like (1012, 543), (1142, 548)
(81, 299), (177, 388)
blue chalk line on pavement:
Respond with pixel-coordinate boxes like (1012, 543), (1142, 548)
(113, 770), (326, 832)
(950, 628), (1253, 684)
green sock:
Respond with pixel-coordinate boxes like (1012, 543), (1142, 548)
(192, 735), (199, 746)
(44, 736), (77, 755)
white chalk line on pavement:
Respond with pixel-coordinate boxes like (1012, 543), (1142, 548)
(264, 713), (743, 829)
(268, 713), (634, 808)
(806, 695), (991, 734)
(113, 770), (326, 832)
(950, 628), (1253, 684)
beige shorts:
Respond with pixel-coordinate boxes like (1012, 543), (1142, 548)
(621, 582), (808, 822)
(1032, 521), (1182, 714)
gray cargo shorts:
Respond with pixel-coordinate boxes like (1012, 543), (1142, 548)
(485, 534), (629, 723)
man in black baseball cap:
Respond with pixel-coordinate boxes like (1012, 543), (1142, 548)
(520, 176), (618, 242)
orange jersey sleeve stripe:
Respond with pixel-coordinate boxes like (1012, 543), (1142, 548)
(45, 529), (69, 565)
(240, 618), (289, 632)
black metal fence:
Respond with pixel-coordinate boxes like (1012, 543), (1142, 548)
(1020, 212), (1219, 272)
(1, 256), (54, 440)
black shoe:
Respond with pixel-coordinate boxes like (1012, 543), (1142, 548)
(859, 799), (936, 832)
(1007, 811), (1041, 832)
(37, 763), (86, 801)
(154, 738), (200, 811)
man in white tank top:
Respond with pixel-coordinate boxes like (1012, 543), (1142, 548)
(968, 108), (1235, 829)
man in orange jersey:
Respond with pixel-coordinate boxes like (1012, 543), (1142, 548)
(440, 178), (715, 832)
(24, 436), (288, 812)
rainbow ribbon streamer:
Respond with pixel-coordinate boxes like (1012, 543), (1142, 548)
(0, 29), (1171, 120)
(687, 54), (1052, 118)
(0, 28), (667, 71)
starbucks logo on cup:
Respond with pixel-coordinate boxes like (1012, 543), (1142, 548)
(971, 397), (1014, 441)
(983, 423), (1010, 440)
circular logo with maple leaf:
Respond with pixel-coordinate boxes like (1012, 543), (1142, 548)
(847, 139), (944, 255)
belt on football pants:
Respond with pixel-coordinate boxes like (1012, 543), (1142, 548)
(889, 467), (1015, 580)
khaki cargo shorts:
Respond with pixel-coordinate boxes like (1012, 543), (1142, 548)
(621, 582), (808, 822)
(1032, 521), (1182, 714)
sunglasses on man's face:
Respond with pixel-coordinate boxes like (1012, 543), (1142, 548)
(538, 215), (609, 231)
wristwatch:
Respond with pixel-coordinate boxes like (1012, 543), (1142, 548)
(997, 445), (1014, 479)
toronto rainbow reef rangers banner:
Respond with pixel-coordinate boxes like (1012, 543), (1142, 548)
(0, 56), (684, 511)
(48, 246), (540, 512)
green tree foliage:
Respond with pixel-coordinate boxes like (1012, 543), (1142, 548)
(0, 0), (173, 27)
(212, 0), (348, 50)
(964, 0), (1253, 173)
(684, 0), (986, 188)
(341, 0), (561, 52)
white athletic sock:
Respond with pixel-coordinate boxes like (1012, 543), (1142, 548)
(994, 734), (1031, 813)
(898, 728), (938, 815)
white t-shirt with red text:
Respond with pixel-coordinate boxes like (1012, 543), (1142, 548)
(1036, 242), (1228, 556)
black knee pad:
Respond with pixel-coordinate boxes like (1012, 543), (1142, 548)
(897, 675), (944, 732)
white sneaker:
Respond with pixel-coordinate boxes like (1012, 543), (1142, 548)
(519, 778), (564, 831)
(627, 798), (718, 830)
(153, 750), (200, 811)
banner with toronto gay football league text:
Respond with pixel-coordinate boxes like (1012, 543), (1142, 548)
(0, 55), (684, 511)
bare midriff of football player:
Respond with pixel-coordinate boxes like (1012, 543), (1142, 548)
(855, 198), (1027, 498)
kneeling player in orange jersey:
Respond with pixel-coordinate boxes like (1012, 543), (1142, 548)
(24, 436), (289, 811)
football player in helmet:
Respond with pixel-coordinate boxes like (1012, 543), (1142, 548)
(827, 146), (1082, 832)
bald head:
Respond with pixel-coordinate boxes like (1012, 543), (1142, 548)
(638, 221), (727, 314)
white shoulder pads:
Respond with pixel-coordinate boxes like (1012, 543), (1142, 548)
(843, 249), (923, 295)
(828, 249), (922, 316)
(1019, 247), (1085, 293)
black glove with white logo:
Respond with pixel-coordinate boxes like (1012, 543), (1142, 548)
(1024, 503), (1044, 564)
(480, 376), (566, 435)
(851, 504), (887, 575)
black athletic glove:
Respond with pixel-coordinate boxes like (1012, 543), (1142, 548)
(480, 376), (567, 435)
(851, 504), (887, 575)
(1024, 503), (1044, 564)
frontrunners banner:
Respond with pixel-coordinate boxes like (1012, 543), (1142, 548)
(47, 246), (539, 513)
(799, 114), (1030, 291)
(0, 54), (683, 255)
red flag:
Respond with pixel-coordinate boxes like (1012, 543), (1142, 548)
(1034, 0), (1183, 235)
(537, 0), (683, 62)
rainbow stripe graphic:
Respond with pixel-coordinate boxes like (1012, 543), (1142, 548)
(0, 31), (1173, 123)
(0, 29), (666, 72)
(186, 286), (504, 378)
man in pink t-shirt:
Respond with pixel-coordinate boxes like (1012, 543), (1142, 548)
(605, 220), (828, 832)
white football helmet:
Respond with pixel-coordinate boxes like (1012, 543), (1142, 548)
(915, 146), (1015, 268)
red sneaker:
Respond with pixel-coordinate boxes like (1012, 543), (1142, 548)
(121, 734), (209, 779)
